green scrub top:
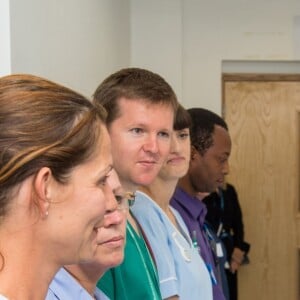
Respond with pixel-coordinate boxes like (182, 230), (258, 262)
(97, 218), (162, 300)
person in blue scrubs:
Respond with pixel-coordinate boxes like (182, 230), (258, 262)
(0, 74), (110, 299)
(132, 105), (213, 300)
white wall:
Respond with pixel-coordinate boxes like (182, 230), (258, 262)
(0, 0), (11, 76)
(6, 1), (300, 110)
(9, 0), (130, 98)
(130, 0), (183, 102)
(130, 0), (300, 114)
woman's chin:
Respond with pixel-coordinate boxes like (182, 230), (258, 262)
(106, 253), (125, 269)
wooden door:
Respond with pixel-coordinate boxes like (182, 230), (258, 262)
(223, 74), (300, 300)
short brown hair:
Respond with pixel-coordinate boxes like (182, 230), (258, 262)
(93, 67), (178, 124)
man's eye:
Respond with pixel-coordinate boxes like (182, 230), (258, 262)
(219, 157), (228, 164)
(158, 131), (170, 139)
(130, 128), (144, 135)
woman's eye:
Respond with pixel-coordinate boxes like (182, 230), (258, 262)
(115, 194), (130, 210)
(180, 133), (189, 139)
(177, 131), (189, 139)
(97, 175), (109, 186)
(115, 195), (123, 204)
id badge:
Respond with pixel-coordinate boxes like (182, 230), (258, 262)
(216, 242), (224, 257)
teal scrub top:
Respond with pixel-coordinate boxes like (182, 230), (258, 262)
(97, 218), (162, 300)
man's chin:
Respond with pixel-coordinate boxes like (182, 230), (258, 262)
(134, 174), (158, 186)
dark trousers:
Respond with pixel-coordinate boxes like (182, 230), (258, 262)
(225, 269), (238, 300)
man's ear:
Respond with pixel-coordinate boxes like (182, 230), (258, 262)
(33, 167), (52, 218)
(190, 146), (199, 160)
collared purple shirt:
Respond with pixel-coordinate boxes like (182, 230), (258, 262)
(171, 187), (226, 300)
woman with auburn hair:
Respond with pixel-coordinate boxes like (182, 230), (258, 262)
(0, 74), (118, 300)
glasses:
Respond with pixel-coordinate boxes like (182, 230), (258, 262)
(115, 191), (135, 211)
(126, 192), (135, 207)
(104, 192), (135, 219)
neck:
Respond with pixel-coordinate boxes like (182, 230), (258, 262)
(120, 178), (137, 195)
(140, 177), (179, 228)
(177, 174), (197, 197)
(197, 192), (210, 201)
(139, 177), (178, 213)
(0, 228), (59, 300)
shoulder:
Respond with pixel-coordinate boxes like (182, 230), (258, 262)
(45, 289), (59, 300)
(133, 191), (156, 209)
(46, 268), (93, 300)
(225, 183), (237, 194)
(95, 287), (110, 300)
(132, 191), (166, 224)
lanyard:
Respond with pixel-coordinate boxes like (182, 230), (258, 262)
(219, 187), (224, 212)
(216, 187), (225, 237)
(192, 227), (218, 285)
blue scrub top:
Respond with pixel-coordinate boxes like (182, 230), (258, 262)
(46, 267), (109, 300)
(132, 191), (213, 300)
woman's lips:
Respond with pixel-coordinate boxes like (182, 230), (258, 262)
(98, 236), (125, 248)
(167, 156), (185, 164)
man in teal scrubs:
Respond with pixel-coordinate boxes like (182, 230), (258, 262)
(93, 67), (178, 299)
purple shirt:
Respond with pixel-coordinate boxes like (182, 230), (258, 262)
(171, 187), (226, 300)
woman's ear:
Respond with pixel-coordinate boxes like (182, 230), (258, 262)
(33, 167), (52, 218)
